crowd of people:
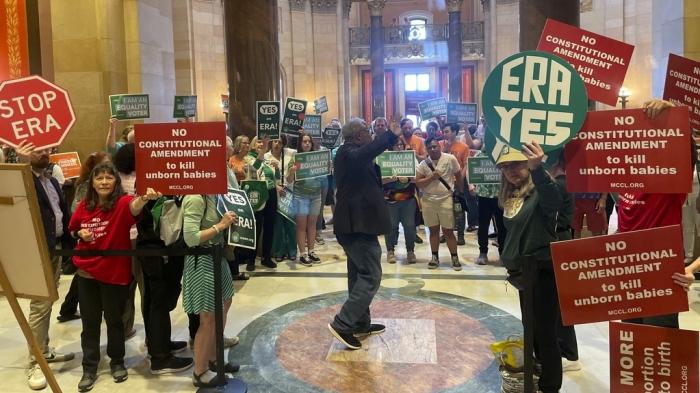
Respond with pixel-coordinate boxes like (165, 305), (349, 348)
(1, 98), (698, 393)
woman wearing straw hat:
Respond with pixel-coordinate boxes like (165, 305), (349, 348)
(496, 141), (563, 393)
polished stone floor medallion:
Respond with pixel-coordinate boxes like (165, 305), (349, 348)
(229, 289), (522, 392)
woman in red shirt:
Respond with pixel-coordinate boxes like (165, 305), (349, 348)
(69, 162), (161, 392)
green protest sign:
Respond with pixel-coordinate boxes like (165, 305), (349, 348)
(302, 114), (322, 138)
(482, 50), (588, 152)
(281, 97), (307, 135)
(277, 186), (295, 223)
(109, 94), (150, 120)
(173, 96), (197, 118)
(321, 127), (341, 149)
(446, 102), (478, 124)
(240, 180), (269, 212)
(467, 156), (501, 184)
(216, 190), (256, 250)
(314, 96), (328, 114)
(376, 151), (416, 178)
(256, 101), (281, 139)
(418, 97), (447, 120)
(294, 150), (331, 180)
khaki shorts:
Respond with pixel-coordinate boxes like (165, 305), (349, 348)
(421, 196), (454, 228)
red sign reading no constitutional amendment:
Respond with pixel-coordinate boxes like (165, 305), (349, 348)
(550, 225), (688, 326)
(135, 122), (227, 195)
(537, 18), (634, 107)
(663, 53), (700, 133)
(564, 107), (692, 194)
(610, 322), (698, 393)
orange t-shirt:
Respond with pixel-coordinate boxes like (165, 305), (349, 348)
(440, 140), (469, 169)
(405, 135), (426, 160)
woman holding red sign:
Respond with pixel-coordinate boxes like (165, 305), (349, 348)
(496, 141), (564, 393)
(617, 99), (696, 329)
(69, 162), (161, 392)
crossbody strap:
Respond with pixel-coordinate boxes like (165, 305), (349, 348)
(426, 160), (452, 192)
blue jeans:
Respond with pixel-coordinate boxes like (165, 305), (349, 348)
(332, 233), (382, 333)
(384, 199), (416, 252)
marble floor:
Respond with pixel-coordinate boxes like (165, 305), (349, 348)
(1, 212), (699, 392)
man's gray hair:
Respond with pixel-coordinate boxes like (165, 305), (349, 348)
(342, 117), (368, 140)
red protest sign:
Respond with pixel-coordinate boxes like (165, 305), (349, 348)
(537, 18), (634, 106)
(0, 75), (75, 150)
(49, 152), (81, 179)
(565, 107), (692, 193)
(610, 322), (698, 393)
(135, 122), (227, 195)
(663, 53), (700, 133)
(551, 225), (688, 326)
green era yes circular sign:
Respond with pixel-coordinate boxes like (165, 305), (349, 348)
(482, 51), (588, 152)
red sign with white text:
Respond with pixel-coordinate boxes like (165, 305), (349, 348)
(49, 152), (81, 179)
(663, 53), (700, 133)
(537, 18), (634, 106)
(610, 322), (698, 393)
(135, 122), (227, 195)
(0, 75), (76, 150)
(564, 107), (691, 193)
(551, 225), (688, 326)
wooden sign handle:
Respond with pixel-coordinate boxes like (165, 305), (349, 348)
(0, 259), (63, 393)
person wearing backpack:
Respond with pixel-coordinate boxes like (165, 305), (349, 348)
(182, 194), (238, 388)
(135, 195), (194, 375)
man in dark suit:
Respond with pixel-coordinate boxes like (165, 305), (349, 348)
(328, 118), (401, 349)
(16, 141), (75, 390)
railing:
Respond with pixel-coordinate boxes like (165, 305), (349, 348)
(349, 22), (484, 46)
(349, 22), (484, 64)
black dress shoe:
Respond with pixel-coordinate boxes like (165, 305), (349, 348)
(233, 272), (249, 281)
(57, 313), (81, 323)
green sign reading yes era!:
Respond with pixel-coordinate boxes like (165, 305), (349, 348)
(110, 94), (150, 120)
(216, 190), (256, 250)
(294, 150), (331, 180)
(281, 97), (307, 135)
(173, 96), (197, 118)
(376, 151), (417, 178)
(482, 51), (588, 152)
(321, 127), (341, 149)
(256, 101), (281, 139)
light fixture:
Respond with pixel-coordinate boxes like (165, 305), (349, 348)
(618, 87), (631, 108)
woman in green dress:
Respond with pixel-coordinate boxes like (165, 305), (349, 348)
(182, 194), (237, 387)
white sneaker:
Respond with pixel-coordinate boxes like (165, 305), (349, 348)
(387, 250), (396, 264)
(562, 358), (582, 372)
(475, 253), (488, 265)
(27, 364), (46, 390)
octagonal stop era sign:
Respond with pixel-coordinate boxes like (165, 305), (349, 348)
(0, 75), (76, 150)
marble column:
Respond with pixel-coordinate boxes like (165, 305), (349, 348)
(481, 0), (491, 72)
(447, 0), (464, 102)
(519, 0), (579, 50)
(223, 0), (280, 137)
(368, 0), (386, 119)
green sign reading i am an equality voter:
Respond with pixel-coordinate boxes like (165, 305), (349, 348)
(293, 150), (331, 180)
(110, 94), (150, 120)
(376, 151), (417, 178)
